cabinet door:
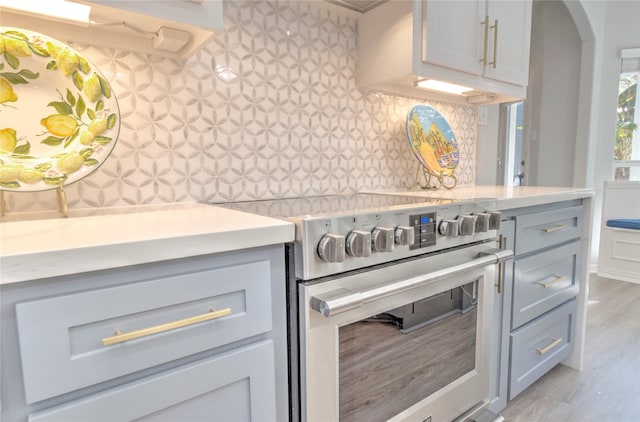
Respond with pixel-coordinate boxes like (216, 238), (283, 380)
(85, 0), (223, 31)
(29, 341), (276, 422)
(484, 0), (532, 86)
(422, 0), (485, 76)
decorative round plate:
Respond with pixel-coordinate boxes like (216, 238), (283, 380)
(0, 27), (119, 192)
(406, 105), (459, 177)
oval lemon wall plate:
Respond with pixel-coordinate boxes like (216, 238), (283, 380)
(406, 105), (459, 178)
(0, 27), (120, 192)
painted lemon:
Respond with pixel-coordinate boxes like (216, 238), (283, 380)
(45, 40), (61, 58)
(0, 128), (17, 153)
(0, 77), (18, 103)
(4, 37), (31, 57)
(55, 47), (79, 77)
(18, 168), (44, 184)
(88, 118), (107, 135)
(79, 130), (95, 146)
(57, 152), (84, 174)
(41, 114), (78, 137)
(0, 163), (22, 183)
(0, 36), (5, 54)
(84, 73), (102, 102)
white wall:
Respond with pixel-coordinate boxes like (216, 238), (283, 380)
(525, 0), (581, 187)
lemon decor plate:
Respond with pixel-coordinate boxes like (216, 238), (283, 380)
(0, 27), (119, 192)
(406, 105), (459, 177)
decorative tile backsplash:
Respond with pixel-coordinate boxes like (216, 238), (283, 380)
(5, 0), (476, 213)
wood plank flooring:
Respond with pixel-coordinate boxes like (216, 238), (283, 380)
(500, 274), (640, 422)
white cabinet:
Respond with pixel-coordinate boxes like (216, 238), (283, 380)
(357, 0), (532, 104)
(421, 0), (532, 87)
(0, 246), (288, 422)
(0, 0), (223, 58)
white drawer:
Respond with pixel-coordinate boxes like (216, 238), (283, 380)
(509, 299), (576, 400)
(29, 340), (277, 422)
(16, 256), (273, 404)
(514, 205), (582, 255)
(512, 241), (580, 329)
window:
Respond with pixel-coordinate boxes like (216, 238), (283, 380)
(498, 101), (524, 186)
(614, 48), (640, 180)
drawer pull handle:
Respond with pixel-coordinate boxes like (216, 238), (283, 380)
(536, 337), (563, 355)
(102, 308), (232, 346)
(541, 224), (569, 233)
(535, 275), (567, 288)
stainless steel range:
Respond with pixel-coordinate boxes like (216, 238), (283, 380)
(222, 193), (512, 422)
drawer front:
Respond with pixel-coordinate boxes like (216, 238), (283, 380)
(29, 340), (277, 422)
(514, 205), (582, 255)
(512, 241), (580, 329)
(509, 299), (576, 400)
(16, 258), (273, 404)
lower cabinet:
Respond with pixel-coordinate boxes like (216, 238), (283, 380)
(490, 200), (584, 413)
(0, 245), (288, 422)
(29, 340), (276, 422)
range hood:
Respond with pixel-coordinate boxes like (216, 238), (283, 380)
(327, 0), (388, 14)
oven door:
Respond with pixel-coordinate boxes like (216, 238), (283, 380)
(299, 243), (512, 422)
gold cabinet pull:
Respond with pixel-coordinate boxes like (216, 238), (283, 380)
(541, 224), (568, 233)
(536, 337), (563, 355)
(480, 15), (489, 64)
(496, 234), (506, 294)
(489, 19), (498, 68)
(535, 275), (567, 288)
(102, 308), (232, 346)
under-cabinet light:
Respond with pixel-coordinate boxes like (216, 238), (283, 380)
(415, 79), (473, 96)
(0, 0), (91, 26)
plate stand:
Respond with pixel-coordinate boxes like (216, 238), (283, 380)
(403, 166), (458, 190)
(0, 185), (69, 218)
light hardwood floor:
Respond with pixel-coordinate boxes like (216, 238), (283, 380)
(500, 274), (640, 422)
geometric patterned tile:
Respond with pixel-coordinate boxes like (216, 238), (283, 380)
(5, 0), (477, 212)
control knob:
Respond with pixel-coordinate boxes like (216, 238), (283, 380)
(458, 215), (478, 236)
(394, 226), (415, 246)
(475, 212), (491, 233)
(439, 219), (459, 237)
(489, 211), (502, 230)
(372, 227), (395, 252)
(317, 233), (346, 263)
(346, 230), (372, 257)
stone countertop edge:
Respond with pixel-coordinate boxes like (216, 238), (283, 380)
(370, 185), (595, 209)
(0, 203), (295, 285)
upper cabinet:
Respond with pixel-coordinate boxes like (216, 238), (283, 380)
(0, 0), (223, 59)
(357, 0), (532, 104)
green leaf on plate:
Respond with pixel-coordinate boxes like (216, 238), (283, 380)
(35, 162), (52, 172)
(98, 75), (112, 98)
(18, 69), (39, 79)
(72, 71), (83, 90)
(41, 136), (64, 146)
(79, 147), (93, 158)
(93, 136), (112, 145)
(46, 60), (57, 70)
(4, 53), (19, 70)
(4, 31), (29, 41)
(75, 95), (86, 118)
(43, 175), (67, 186)
(47, 101), (73, 115)
(66, 89), (76, 106)
(64, 130), (80, 149)
(87, 109), (96, 120)
(77, 55), (91, 74)
(0, 73), (28, 84)
(84, 158), (99, 166)
(0, 181), (20, 189)
(96, 100), (104, 112)
(107, 113), (117, 129)
(13, 141), (30, 155)
(28, 43), (50, 57)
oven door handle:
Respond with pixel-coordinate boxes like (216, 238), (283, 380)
(310, 249), (513, 317)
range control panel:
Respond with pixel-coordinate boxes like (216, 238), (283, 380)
(409, 213), (437, 250)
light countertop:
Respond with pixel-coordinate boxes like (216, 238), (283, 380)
(0, 202), (295, 285)
(375, 185), (594, 209)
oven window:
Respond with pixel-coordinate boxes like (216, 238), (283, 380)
(339, 283), (477, 422)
